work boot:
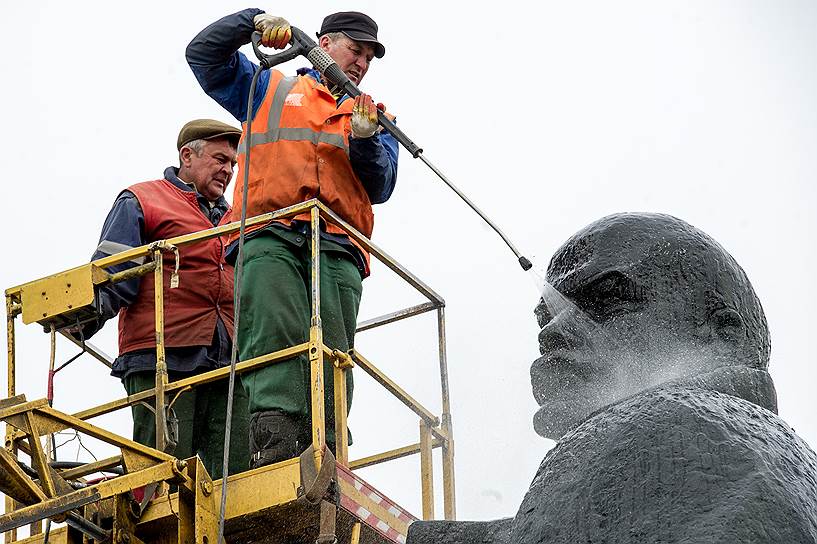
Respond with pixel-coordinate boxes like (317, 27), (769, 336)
(249, 410), (307, 469)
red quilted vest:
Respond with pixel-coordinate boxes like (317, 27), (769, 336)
(118, 179), (234, 354)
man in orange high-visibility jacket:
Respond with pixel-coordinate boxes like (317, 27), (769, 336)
(187, 9), (399, 468)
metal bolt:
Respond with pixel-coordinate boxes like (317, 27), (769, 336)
(201, 480), (213, 496)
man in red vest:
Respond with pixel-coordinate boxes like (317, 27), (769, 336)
(80, 119), (249, 479)
(187, 10), (398, 468)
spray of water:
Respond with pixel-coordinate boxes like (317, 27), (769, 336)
(526, 266), (581, 317)
(525, 265), (619, 354)
(527, 261), (736, 438)
(534, 332), (735, 439)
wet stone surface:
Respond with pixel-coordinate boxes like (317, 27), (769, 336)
(408, 213), (817, 544)
(408, 518), (512, 544)
(511, 384), (817, 543)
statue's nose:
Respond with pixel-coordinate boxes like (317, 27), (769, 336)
(537, 309), (595, 355)
(538, 326), (571, 354)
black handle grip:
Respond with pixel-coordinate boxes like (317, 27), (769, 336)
(290, 27), (318, 50)
(250, 28), (309, 68)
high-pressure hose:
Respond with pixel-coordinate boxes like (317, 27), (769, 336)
(216, 62), (263, 544)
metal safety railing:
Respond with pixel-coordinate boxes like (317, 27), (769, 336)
(3, 198), (455, 541)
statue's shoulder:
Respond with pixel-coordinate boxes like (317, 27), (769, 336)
(512, 385), (817, 544)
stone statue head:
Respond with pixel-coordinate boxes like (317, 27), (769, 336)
(532, 213), (774, 439)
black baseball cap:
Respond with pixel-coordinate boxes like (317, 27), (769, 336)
(317, 11), (385, 58)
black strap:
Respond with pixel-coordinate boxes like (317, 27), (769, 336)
(298, 444), (336, 505)
(298, 444), (338, 544)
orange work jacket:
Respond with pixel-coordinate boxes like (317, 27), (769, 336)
(231, 70), (374, 269)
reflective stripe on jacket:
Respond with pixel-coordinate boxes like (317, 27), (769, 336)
(231, 70), (375, 269)
(119, 179), (235, 353)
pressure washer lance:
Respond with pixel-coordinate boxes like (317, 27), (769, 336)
(250, 28), (533, 272)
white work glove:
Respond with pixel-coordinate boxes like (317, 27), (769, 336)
(350, 94), (379, 139)
(253, 13), (292, 49)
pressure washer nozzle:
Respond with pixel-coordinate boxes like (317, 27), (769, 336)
(519, 256), (533, 271)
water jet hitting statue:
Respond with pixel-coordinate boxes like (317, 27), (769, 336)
(409, 212), (817, 544)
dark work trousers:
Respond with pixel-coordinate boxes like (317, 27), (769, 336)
(123, 370), (250, 479)
(237, 233), (361, 448)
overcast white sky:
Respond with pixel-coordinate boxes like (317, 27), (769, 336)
(2, 0), (816, 524)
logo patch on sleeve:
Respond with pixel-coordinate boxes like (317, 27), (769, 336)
(285, 93), (304, 107)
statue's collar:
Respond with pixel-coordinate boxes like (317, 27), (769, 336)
(587, 365), (779, 424)
(668, 365), (778, 413)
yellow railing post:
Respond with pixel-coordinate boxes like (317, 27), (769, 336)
(31, 326), (58, 538)
(5, 296), (15, 400)
(5, 294), (17, 543)
(437, 307), (456, 520)
(441, 417), (456, 520)
(419, 420), (435, 520)
(308, 205), (326, 461)
(152, 248), (168, 453)
(333, 358), (349, 465)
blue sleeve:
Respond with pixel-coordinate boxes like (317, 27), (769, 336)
(186, 8), (270, 122)
(349, 130), (399, 204)
(82, 192), (146, 338)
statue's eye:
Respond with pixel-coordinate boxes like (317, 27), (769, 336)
(570, 272), (643, 322)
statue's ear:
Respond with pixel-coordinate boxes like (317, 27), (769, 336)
(712, 307), (745, 343)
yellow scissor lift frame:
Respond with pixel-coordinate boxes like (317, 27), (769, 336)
(2, 199), (455, 543)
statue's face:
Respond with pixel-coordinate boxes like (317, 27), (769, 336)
(532, 213), (769, 439)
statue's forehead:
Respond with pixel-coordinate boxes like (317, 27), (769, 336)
(551, 212), (717, 272)
(548, 224), (663, 291)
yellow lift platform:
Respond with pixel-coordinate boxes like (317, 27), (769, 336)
(2, 200), (455, 543)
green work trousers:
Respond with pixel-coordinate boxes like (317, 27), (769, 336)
(237, 233), (361, 446)
(123, 370), (250, 479)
